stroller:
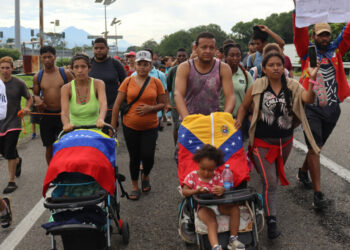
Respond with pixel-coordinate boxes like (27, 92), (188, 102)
(42, 124), (130, 250)
(177, 113), (264, 250)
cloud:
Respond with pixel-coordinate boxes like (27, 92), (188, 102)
(0, 0), (293, 45)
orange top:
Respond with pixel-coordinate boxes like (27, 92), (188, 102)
(119, 76), (165, 131)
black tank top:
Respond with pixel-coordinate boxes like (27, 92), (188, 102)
(255, 85), (294, 139)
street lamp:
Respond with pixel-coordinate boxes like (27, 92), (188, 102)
(95, 0), (116, 39)
(111, 18), (121, 55)
(50, 19), (59, 33)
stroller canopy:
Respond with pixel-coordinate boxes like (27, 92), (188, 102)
(43, 129), (117, 197)
(178, 112), (250, 186)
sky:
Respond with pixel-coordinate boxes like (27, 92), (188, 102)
(0, 0), (294, 46)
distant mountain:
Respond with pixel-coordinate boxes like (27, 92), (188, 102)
(0, 26), (132, 51)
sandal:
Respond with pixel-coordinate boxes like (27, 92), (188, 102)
(141, 179), (151, 193)
(3, 182), (18, 194)
(128, 189), (140, 200)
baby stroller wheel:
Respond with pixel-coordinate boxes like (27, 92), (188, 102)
(121, 221), (130, 244)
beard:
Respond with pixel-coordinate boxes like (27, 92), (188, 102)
(95, 53), (108, 61)
(315, 41), (329, 51)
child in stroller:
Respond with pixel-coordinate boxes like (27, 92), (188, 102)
(182, 144), (245, 250)
(177, 112), (263, 250)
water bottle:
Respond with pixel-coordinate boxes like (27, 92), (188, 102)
(222, 164), (234, 191)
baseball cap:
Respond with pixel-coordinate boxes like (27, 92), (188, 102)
(135, 50), (152, 62)
(114, 55), (121, 60)
(126, 51), (136, 57)
(314, 23), (331, 35)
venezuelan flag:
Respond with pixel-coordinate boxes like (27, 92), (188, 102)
(178, 112), (250, 186)
(43, 130), (117, 197)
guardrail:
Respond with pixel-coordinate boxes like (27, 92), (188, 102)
(292, 62), (350, 76)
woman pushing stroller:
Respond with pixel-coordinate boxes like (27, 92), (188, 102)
(182, 144), (245, 250)
(61, 53), (107, 132)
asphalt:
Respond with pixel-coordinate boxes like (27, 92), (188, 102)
(0, 107), (350, 249)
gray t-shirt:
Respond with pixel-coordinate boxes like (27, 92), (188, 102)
(0, 77), (30, 134)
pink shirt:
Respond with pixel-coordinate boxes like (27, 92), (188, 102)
(183, 170), (223, 193)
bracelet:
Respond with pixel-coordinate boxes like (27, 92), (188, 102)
(309, 79), (318, 85)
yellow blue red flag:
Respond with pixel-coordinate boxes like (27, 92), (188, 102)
(178, 112), (250, 186)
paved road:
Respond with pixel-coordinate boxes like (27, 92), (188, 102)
(0, 102), (350, 249)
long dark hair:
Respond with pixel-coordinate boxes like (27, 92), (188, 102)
(262, 52), (292, 114)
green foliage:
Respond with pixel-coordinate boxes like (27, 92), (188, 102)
(188, 24), (228, 48)
(231, 11), (293, 51)
(158, 30), (192, 56)
(56, 57), (71, 67)
(0, 48), (21, 60)
(126, 46), (141, 52)
(141, 39), (159, 53)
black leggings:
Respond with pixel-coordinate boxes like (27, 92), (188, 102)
(122, 125), (158, 181)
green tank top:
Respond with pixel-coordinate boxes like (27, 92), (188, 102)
(70, 78), (99, 126)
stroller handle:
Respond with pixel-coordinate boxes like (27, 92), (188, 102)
(58, 123), (117, 139)
(193, 187), (259, 206)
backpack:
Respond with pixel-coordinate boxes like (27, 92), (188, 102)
(37, 67), (68, 91)
(0, 79), (7, 120)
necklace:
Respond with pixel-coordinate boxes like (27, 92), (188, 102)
(76, 82), (89, 105)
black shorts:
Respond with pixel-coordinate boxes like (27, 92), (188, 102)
(30, 106), (42, 124)
(304, 105), (341, 148)
(39, 110), (62, 147)
(0, 131), (20, 159)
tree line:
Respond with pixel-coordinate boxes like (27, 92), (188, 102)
(126, 10), (350, 61)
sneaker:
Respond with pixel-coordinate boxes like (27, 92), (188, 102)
(297, 168), (313, 189)
(166, 116), (172, 126)
(212, 245), (222, 250)
(3, 182), (18, 194)
(228, 236), (245, 249)
(31, 133), (36, 139)
(313, 191), (328, 210)
(267, 216), (281, 239)
(0, 198), (12, 228)
(15, 157), (22, 177)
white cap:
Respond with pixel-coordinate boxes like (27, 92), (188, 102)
(135, 50), (152, 62)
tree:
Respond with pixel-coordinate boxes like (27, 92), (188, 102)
(0, 48), (21, 60)
(158, 30), (192, 56)
(141, 39), (159, 53)
(126, 46), (141, 52)
(188, 24), (228, 48)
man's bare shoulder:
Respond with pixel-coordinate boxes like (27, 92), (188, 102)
(219, 61), (231, 74)
(177, 61), (190, 74)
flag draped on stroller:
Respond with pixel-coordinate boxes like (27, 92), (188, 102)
(43, 129), (117, 197)
(178, 112), (250, 186)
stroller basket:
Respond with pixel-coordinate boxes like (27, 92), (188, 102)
(44, 192), (106, 209)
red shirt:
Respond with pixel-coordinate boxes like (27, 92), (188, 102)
(183, 170), (223, 193)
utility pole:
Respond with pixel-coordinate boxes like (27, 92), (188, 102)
(39, 0), (44, 47)
(15, 0), (21, 50)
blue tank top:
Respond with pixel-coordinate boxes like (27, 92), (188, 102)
(185, 59), (221, 115)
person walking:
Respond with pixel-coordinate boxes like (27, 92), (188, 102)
(235, 51), (320, 239)
(33, 46), (73, 164)
(0, 56), (32, 193)
(111, 50), (166, 200)
(61, 53), (107, 132)
(293, 0), (350, 209)
(174, 32), (235, 119)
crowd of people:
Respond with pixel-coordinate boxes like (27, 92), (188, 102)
(1, 6), (350, 249)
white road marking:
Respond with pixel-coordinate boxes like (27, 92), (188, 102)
(293, 139), (350, 183)
(0, 190), (52, 250)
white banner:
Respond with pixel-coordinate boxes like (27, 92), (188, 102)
(295, 0), (350, 27)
